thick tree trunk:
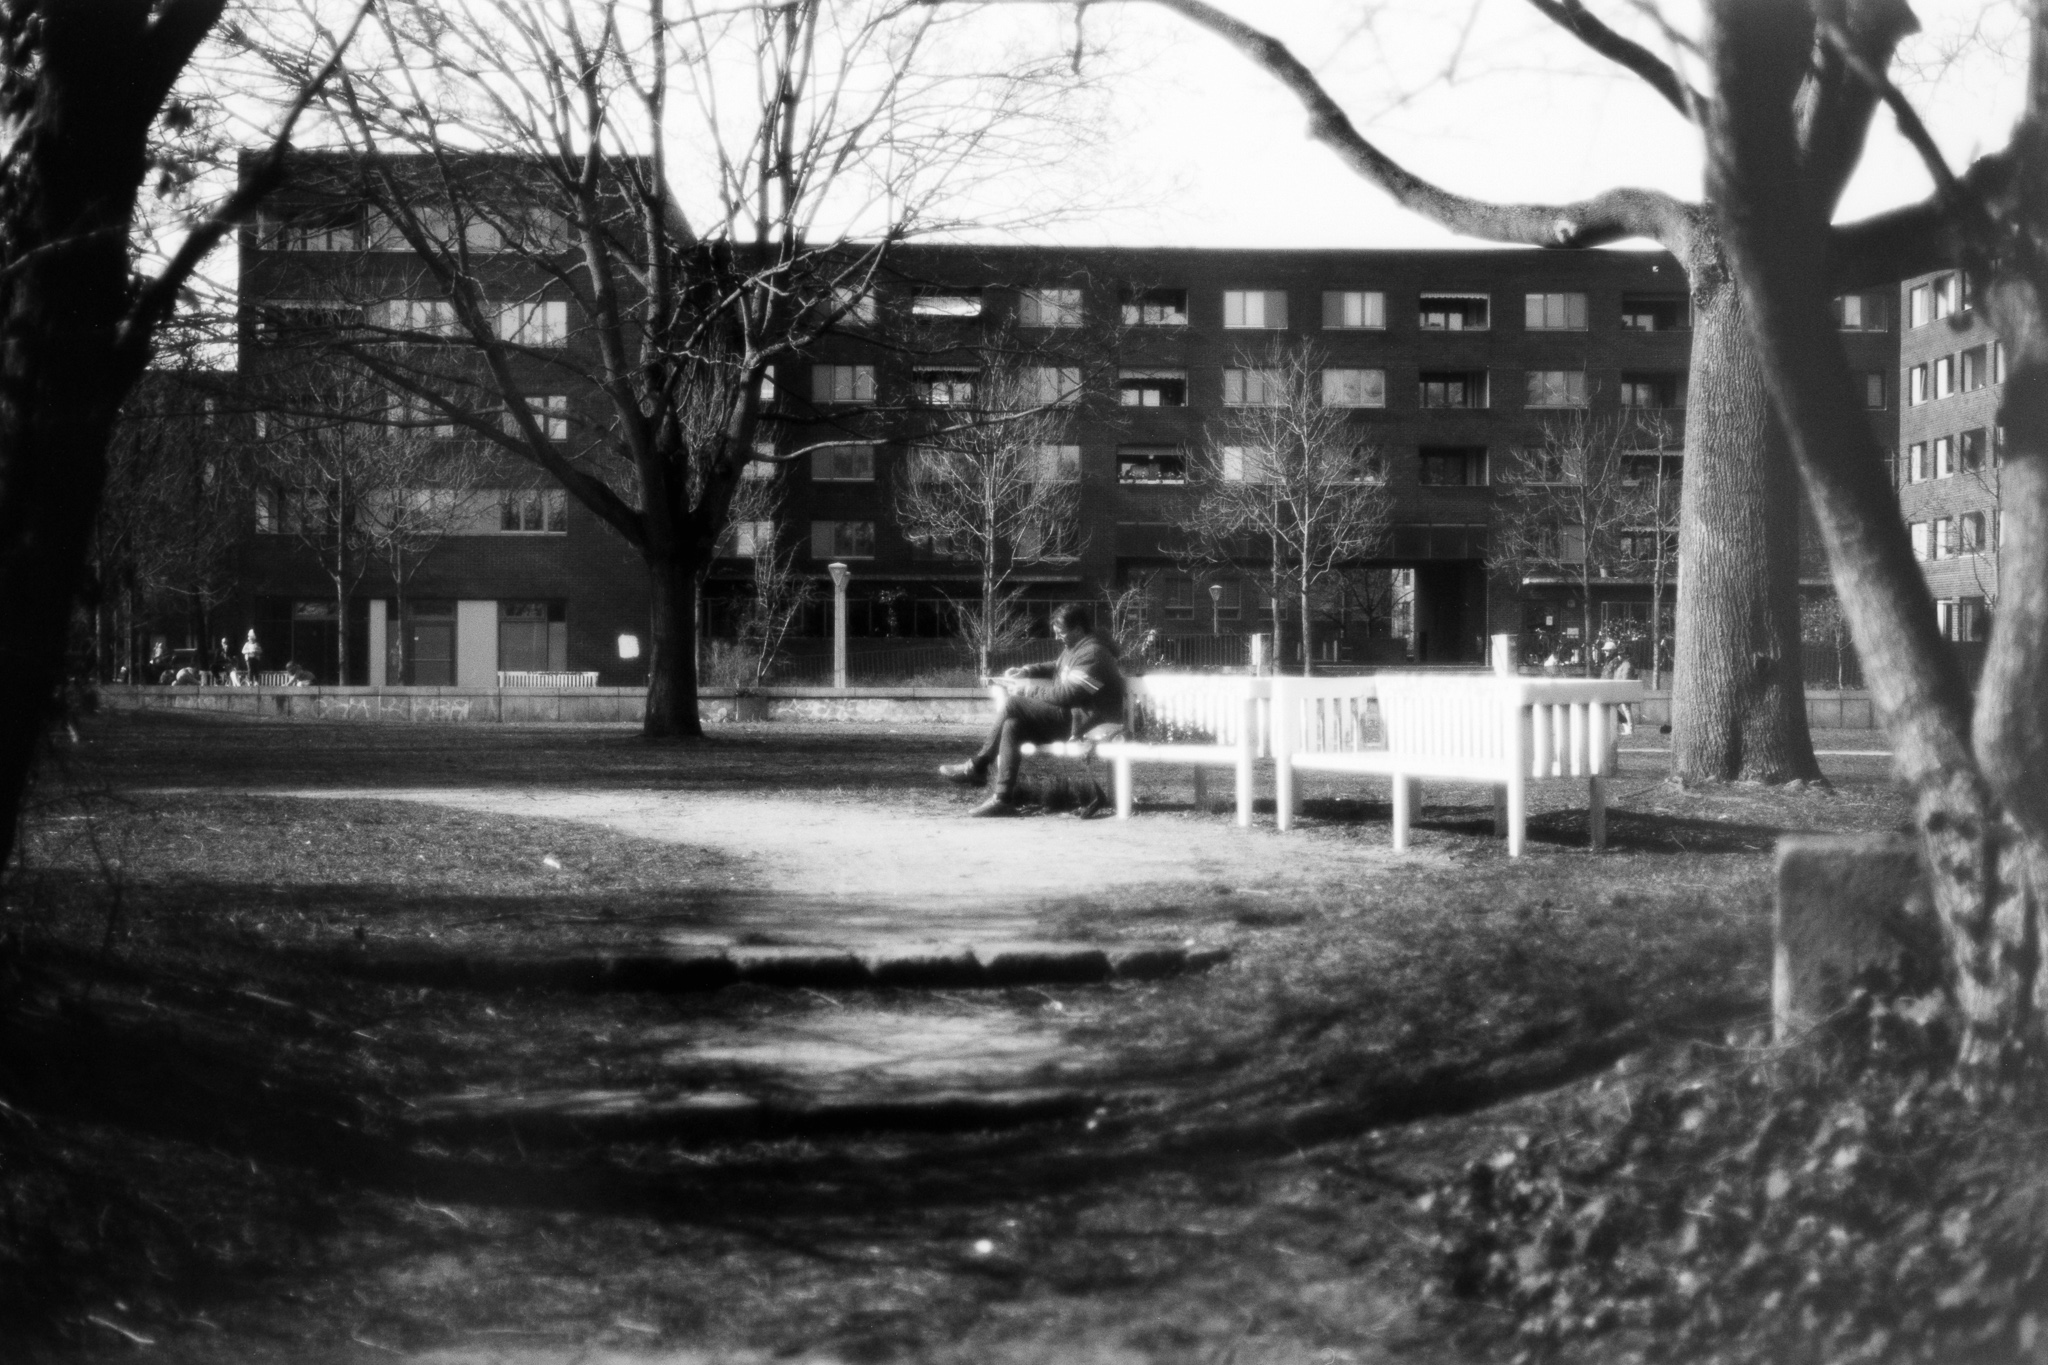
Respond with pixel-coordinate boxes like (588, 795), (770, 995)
(643, 552), (703, 739)
(1670, 265), (1822, 783)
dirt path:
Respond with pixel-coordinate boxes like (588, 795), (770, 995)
(271, 785), (1433, 907)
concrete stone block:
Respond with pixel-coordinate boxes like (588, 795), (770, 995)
(975, 942), (1112, 985)
(1773, 832), (1943, 1041)
(862, 944), (986, 987)
(730, 946), (873, 989)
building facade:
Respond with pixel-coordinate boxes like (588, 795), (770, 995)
(228, 166), (1907, 683)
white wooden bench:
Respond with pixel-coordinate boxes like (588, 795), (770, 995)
(1004, 673), (1272, 827)
(1272, 672), (1643, 855)
(498, 671), (601, 688)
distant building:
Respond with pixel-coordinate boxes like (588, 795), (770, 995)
(225, 155), (1906, 683)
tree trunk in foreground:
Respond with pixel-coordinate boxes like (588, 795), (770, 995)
(644, 551), (704, 739)
(1670, 260), (1822, 783)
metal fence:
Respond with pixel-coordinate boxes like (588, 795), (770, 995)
(728, 633), (1260, 687)
(1802, 641), (1866, 691)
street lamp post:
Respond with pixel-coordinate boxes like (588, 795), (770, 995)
(828, 561), (850, 690)
(1209, 582), (1223, 637)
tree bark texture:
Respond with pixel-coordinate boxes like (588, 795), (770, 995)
(643, 552), (704, 740)
(0, 0), (223, 871)
(1671, 265), (1822, 782)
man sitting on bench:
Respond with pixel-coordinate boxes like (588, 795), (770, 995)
(939, 603), (1127, 818)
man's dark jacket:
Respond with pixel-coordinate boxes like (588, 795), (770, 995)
(1016, 631), (1127, 734)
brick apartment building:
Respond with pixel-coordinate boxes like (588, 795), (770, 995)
(225, 161), (1907, 685)
(1896, 267), (2004, 663)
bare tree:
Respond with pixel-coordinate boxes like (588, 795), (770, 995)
(0, 0), (363, 872)
(1183, 342), (1392, 676)
(1490, 408), (1663, 676)
(243, 0), (1087, 737)
(356, 436), (494, 685)
(1011, 0), (1840, 784)
(893, 361), (1083, 677)
(1696, 0), (2048, 1073)
(718, 471), (814, 690)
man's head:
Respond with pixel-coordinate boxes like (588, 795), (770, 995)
(1051, 603), (1091, 644)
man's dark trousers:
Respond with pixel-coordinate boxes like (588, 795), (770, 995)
(974, 692), (1069, 799)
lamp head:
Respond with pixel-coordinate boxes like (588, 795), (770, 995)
(827, 561), (850, 591)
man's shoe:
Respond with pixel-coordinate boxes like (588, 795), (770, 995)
(967, 794), (1021, 818)
(938, 760), (986, 787)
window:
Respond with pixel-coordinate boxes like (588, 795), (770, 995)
(1120, 288), (1188, 326)
(1321, 368), (1386, 408)
(1118, 369), (1186, 407)
(1524, 292), (1588, 330)
(1906, 442), (1928, 483)
(1223, 290), (1288, 329)
(1994, 341), (2007, 383)
(1619, 372), (1684, 408)
(1417, 446), (1488, 486)
(1908, 364), (1928, 405)
(812, 444), (875, 481)
(1164, 576), (1197, 621)
(1935, 435), (1955, 477)
(394, 392), (456, 439)
(381, 298), (460, 337)
(720, 520), (774, 557)
(1961, 428), (1986, 472)
(1117, 446), (1186, 484)
(810, 520), (875, 559)
(1933, 516), (1955, 558)
(1861, 372), (1887, 409)
(1222, 368), (1284, 406)
(1537, 523), (1587, 563)
(1622, 452), (1681, 488)
(1620, 528), (1678, 563)
(255, 300), (365, 338)
(1322, 290), (1385, 329)
(500, 488), (567, 533)
(811, 365), (876, 405)
(507, 205), (573, 253)
(500, 393), (569, 440)
(1419, 293), (1488, 330)
(1514, 447), (1584, 484)
(265, 210), (360, 252)
(912, 290), (982, 318)
(1909, 520), (1930, 558)
(1946, 596), (1989, 642)
(830, 287), (876, 325)
(1909, 284), (1931, 328)
(1935, 355), (1955, 399)
(1025, 367), (1082, 407)
(1960, 512), (1986, 553)
(1420, 371), (1487, 408)
(1018, 288), (1083, 328)
(1933, 274), (1960, 319)
(913, 369), (977, 406)
(1221, 445), (1271, 483)
(1213, 580), (1244, 620)
(495, 300), (569, 347)
(1621, 294), (1689, 331)
(499, 601), (566, 672)
(1032, 444), (1081, 482)
(741, 440), (774, 480)
(1835, 292), (1890, 330)
(1962, 346), (1987, 390)
(1526, 369), (1587, 408)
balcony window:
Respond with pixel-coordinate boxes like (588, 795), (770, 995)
(1419, 293), (1488, 330)
(1117, 446), (1187, 484)
(811, 365), (876, 405)
(1909, 284), (1931, 328)
(1860, 372), (1886, 409)
(1417, 446), (1488, 486)
(1935, 435), (1955, 477)
(1120, 288), (1188, 326)
(1962, 346), (1988, 391)
(1223, 290), (1288, 329)
(812, 445), (875, 481)
(809, 519), (875, 558)
(500, 488), (567, 533)
(1961, 428), (1986, 472)
(1620, 294), (1689, 331)
(1018, 288), (1083, 328)
(1322, 290), (1385, 329)
(1960, 512), (1987, 553)
(1419, 371), (1486, 409)
(1619, 372), (1684, 408)
(1032, 444), (1081, 481)
(1222, 368), (1284, 406)
(495, 300), (569, 347)
(1933, 274), (1960, 319)
(1514, 447), (1584, 484)
(1527, 369), (1588, 408)
(719, 520), (774, 558)
(1026, 367), (1082, 407)
(1908, 364), (1928, 406)
(1934, 355), (1955, 399)
(1320, 368), (1386, 408)
(913, 369), (977, 406)
(1906, 442), (1928, 483)
(912, 290), (982, 318)
(1909, 520), (1930, 558)
(1118, 369), (1186, 407)
(1834, 292), (1890, 330)
(1524, 292), (1588, 330)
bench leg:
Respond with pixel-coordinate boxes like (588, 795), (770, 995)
(1114, 756), (1135, 819)
(1588, 774), (1607, 851)
(1235, 754), (1253, 828)
(1192, 765), (1207, 810)
(1276, 758), (1295, 832)
(1506, 774), (1527, 858)
(1391, 775), (1412, 852)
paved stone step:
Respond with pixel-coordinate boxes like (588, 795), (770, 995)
(317, 939), (1228, 992)
(408, 1084), (1101, 1144)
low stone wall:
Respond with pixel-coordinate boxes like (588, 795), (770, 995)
(100, 684), (992, 726)
(98, 683), (1883, 730)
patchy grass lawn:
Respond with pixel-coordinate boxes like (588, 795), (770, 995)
(1, 712), (1929, 1364)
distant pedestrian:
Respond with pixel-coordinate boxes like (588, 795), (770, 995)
(143, 638), (172, 685)
(214, 636), (237, 684)
(241, 629), (264, 680)
(1598, 637), (1637, 731)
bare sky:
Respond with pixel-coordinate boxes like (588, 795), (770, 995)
(978, 0), (2028, 250)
